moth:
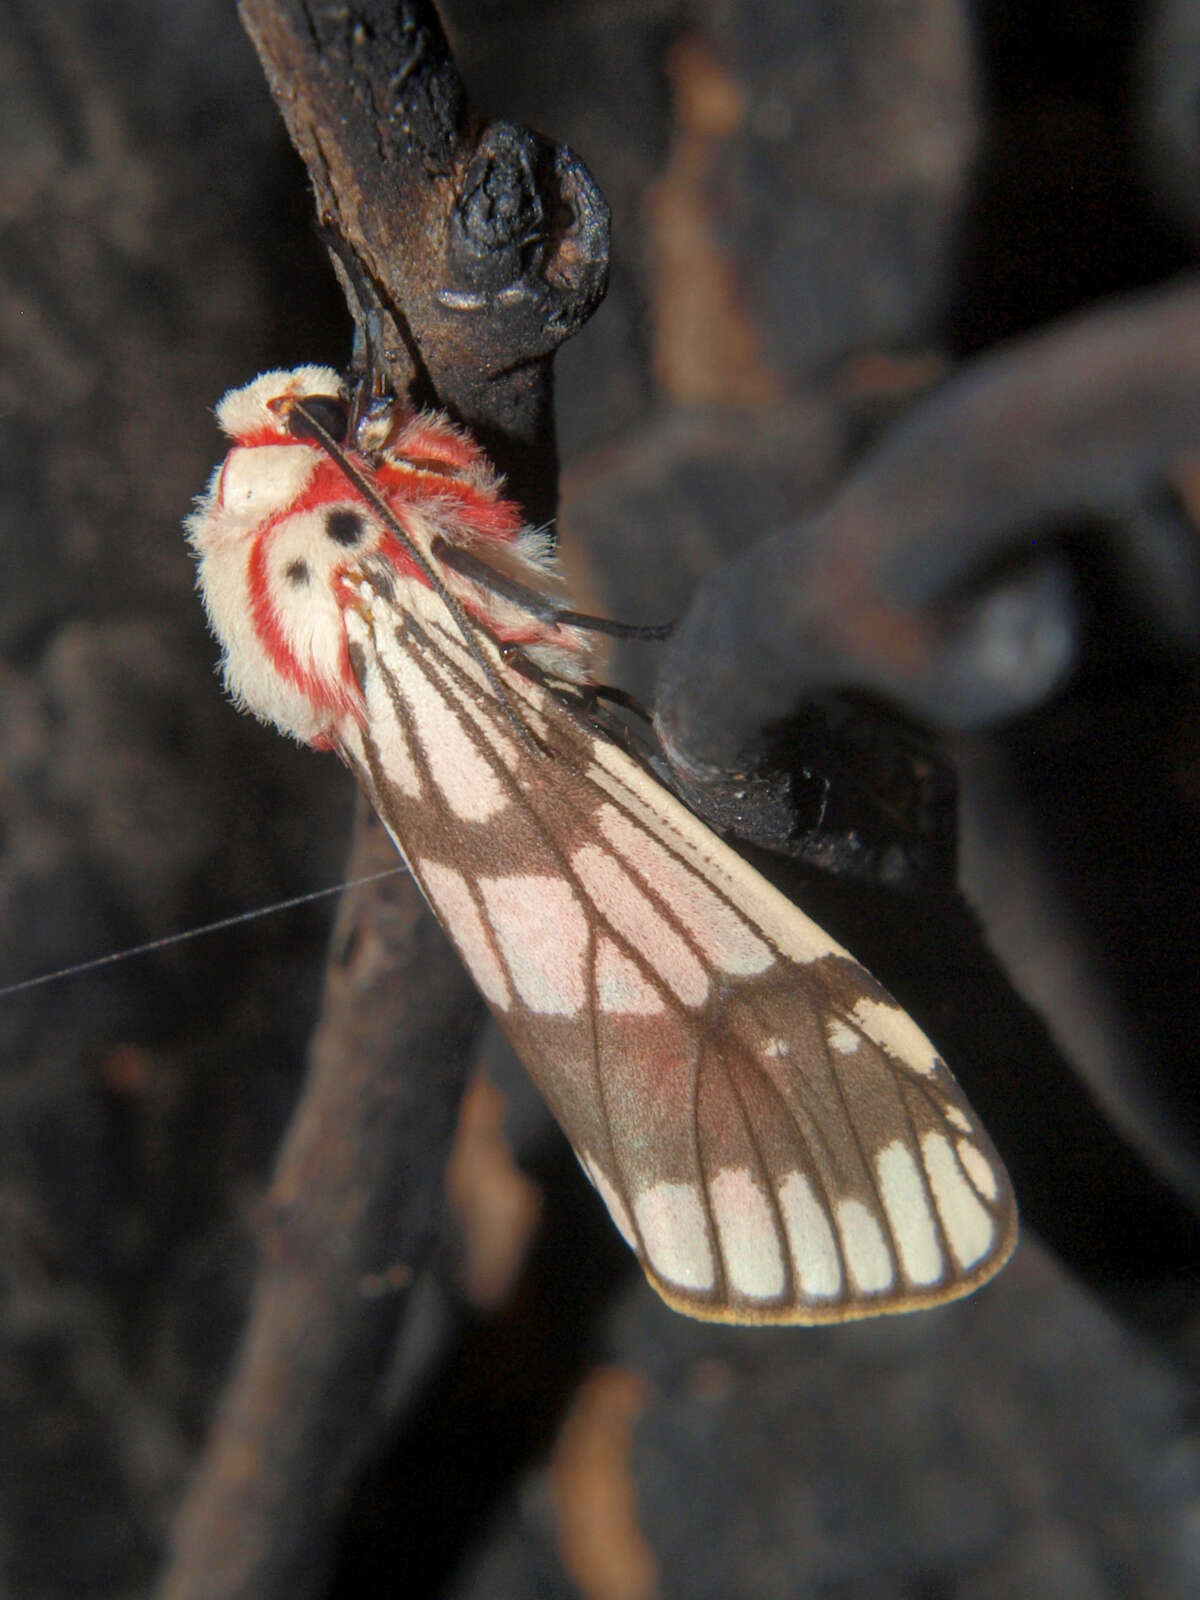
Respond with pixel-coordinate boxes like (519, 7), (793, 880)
(186, 365), (1017, 1324)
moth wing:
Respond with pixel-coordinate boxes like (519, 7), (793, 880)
(340, 594), (1017, 1324)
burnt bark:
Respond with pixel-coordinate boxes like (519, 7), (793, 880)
(157, 5), (610, 1595)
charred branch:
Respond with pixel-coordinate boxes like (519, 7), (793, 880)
(161, 802), (484, 1598)
(158, 4), (610, 1596)
(655, 277), (1200, 778)
(238, 0), (609, 526)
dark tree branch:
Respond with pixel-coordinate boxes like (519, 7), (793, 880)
(158, 4), (610, 1596)
(655, 277), (1200, 779)
(238, 0), (609, 525)
(161, 801), (484, 1599)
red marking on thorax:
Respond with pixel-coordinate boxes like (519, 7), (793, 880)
(246, 528), (361, 736)
(236, 427), (545, 737)
(375, 459), (524, 544)
(392, 422), (479, 471)
(237, 450), (384, 735)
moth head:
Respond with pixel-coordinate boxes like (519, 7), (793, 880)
(200, 369), (350, 530)
(214, 366), (349, 447)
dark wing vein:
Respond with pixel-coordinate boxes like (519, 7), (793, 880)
(341, 586), (1014, 1319)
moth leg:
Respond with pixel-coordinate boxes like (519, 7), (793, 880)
(499, 644), (663, 770)
(497, 644), (645, 715)
(581, 682), (655, 726)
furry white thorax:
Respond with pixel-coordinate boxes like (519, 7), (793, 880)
(186, 370), (589, 747)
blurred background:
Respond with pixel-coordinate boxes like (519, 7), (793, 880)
(2, 0), (1200, 1594)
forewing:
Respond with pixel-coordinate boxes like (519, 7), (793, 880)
(339, 588), (1017, 1324)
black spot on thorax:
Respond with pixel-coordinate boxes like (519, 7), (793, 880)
(285, 559), (310, 586)
(326, 508), (366, 547)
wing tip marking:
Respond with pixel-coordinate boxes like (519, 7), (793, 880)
(579, 1153), (638, 1250)
(956, 1138), (1001, 1202)
(876, 1139), (945, 1288)
(778, 1170), (844, 1301)
(835, 1197), (896, 1294)
(632, 1181), (716, 1292)
(710, 1166), (786, 1300)
(850, 996), (940, 1078)
(920, 1131), (998, 1270)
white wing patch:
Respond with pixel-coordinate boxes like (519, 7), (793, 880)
(826, 1018), (860, 1055)
(388, 641), (510, 821)
(596, 937), (665, 1016)
(425, 650), (523, 768)
(851, 995), (940, 1077)
(579, 1153), (637, 1248)
(570, 843), (709, 1007)
(351, 616), (423, 798)
(478, 875), (588, 1016)
(710, 1168), (786, 1299)
(921, 1133), (996, 1269)
(836, 1200), (894, 1294)
(778, 1173), (842, 1299)
(596, 804), (773, 975)
(420, 860), (510, 1009)
(634, 1182), (716, 1291)
(876, 1141), (944, 1287)
(957, 1138), (1000, 1201)
(584, 742), (846, 967)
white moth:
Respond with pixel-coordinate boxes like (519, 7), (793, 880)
(185, 366), (1017, 1323)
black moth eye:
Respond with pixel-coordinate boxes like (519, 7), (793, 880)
(286, 394), (350, 445)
